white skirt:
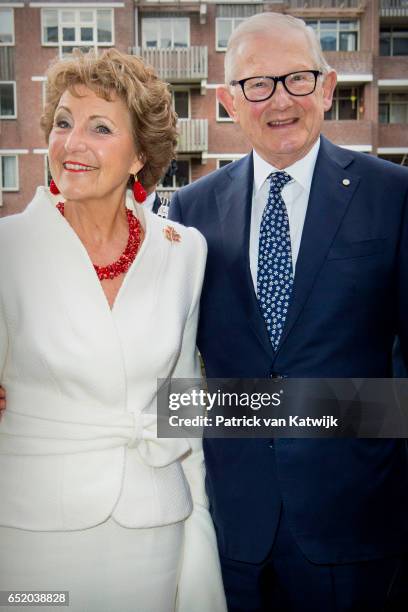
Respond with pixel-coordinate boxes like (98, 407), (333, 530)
(0, 518), (184, 612)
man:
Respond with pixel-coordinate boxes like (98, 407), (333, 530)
(169, 12), (408, 612)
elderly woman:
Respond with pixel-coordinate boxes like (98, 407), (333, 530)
(0, 50), (226, 612)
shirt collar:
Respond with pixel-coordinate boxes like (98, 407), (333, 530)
(253, 137), (321, 195)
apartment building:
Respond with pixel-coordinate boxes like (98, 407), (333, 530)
(1, 0), (407, 216)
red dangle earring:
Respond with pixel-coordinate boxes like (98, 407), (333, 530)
(133, 174), (147, 204)
(49, 179), (60, 195)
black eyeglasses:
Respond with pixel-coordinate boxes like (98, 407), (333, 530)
(230, 70), (323, 102)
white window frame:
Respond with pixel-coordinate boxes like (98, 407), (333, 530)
(379, 92), (408, 124)
(307, 19), (360, 52)
(141, 17), (190, 49)
(0, 154), (19, 192)
(31, 76), (47, 108)
(172, 89), (191, 119)
(217, 100), (232, 122)
(41, 7), (115, 53)
(159, 158), (191, 191)
(0, 81), (17, 119)
(43, 154), (52, 188)
(215, 17), (244, 52)
(0, 7), (15, 46)
(380, 27), (408, 57)
(326, 86), (360, 121)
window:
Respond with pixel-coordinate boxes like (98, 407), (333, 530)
(45, 155), (52, 187)
(217, 101), (232, 122)
(325, 87), (360, 120)
(379, 93), (408, 124)
(378, 155), (407, 166)
(0, 82), (16, 118)
(0, 8), (14, 45)
(217, 159), (233, 169)
(216, 18), (245, 51)
(173, 91), (189, 119)
(0, 155), (18, 191)
(42, 8), (113, 54)
(307, 20), (359, 52)
(215, 4), (263, 51)
(380, 28), (408, 57)
(142, 18), (189, 49)
(160, 160), (190, 189)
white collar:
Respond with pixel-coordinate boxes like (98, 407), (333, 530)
(253, 137), (320, 194)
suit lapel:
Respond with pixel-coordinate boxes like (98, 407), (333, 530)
(277, 137), (361, 351)
(215, 154), (274, 358)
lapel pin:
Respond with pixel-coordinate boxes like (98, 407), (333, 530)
(163, 225), (181, 243)
(342, 178), (351, 186)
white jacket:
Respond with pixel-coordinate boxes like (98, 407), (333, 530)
(0, 187), (208, 531)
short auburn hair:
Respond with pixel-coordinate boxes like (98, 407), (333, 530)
(41, 48), (178, 191)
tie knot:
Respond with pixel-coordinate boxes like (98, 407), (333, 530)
(269, 171), (292, 193)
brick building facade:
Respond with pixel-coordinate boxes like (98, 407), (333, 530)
(1, 0), (407, 216)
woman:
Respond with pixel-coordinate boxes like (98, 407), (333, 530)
(0, 49), (226, 612)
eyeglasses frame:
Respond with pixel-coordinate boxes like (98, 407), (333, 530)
(229, 70), (323, 102)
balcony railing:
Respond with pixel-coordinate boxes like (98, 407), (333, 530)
(139, 0), (201, 4)
(287, 0), (363, 8)
(323, 51), (373, 76)
(380, 0), (408, 17)
(322, 120), (373, 147)
(378, 123), (408, 148)
(378, 56), (408, 80)
(131, 47), (207, 82)
(177, 119), (208, 153)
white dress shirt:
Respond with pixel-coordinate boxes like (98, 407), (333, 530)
(249, 138), (321, 289)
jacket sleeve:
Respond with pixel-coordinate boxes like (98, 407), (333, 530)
(397, 186), (408, 373)
(171, 227), (207, 507)
(171, 228), (227, 612)
(168, 191), (183, 224)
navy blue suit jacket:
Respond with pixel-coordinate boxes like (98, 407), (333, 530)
(169, 136), (408, 564)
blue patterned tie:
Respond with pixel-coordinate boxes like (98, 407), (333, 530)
(257, 171), (293, 350)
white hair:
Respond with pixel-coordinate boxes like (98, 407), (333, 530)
(224, 12), (331, 85)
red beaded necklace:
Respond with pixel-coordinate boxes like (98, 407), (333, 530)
(57, 202), (142, 281)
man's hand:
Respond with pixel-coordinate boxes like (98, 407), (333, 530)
(0, 385), (5, 420)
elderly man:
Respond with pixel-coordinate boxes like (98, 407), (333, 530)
(169, 12), (408, 612)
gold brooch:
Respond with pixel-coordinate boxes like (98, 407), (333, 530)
(163, 226), (181, 243)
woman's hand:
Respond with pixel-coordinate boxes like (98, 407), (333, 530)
(0, 385), (5, 420)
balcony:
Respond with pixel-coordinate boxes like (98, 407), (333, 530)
(324, 51), (373, 80)
(287, 0), (365, 16)
(177, 119), (208, 153)
(138, 0), (201, 5)
(131, 47), (207, 83)
(380, 0), (408, 17)
(378, 123), (408, 148)
(377, 56), (408, 81)
(322, 120), (373, 149)
(288, 0), (362, 5)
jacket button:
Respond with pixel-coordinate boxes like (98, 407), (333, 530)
(269, 372), (283, 379)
